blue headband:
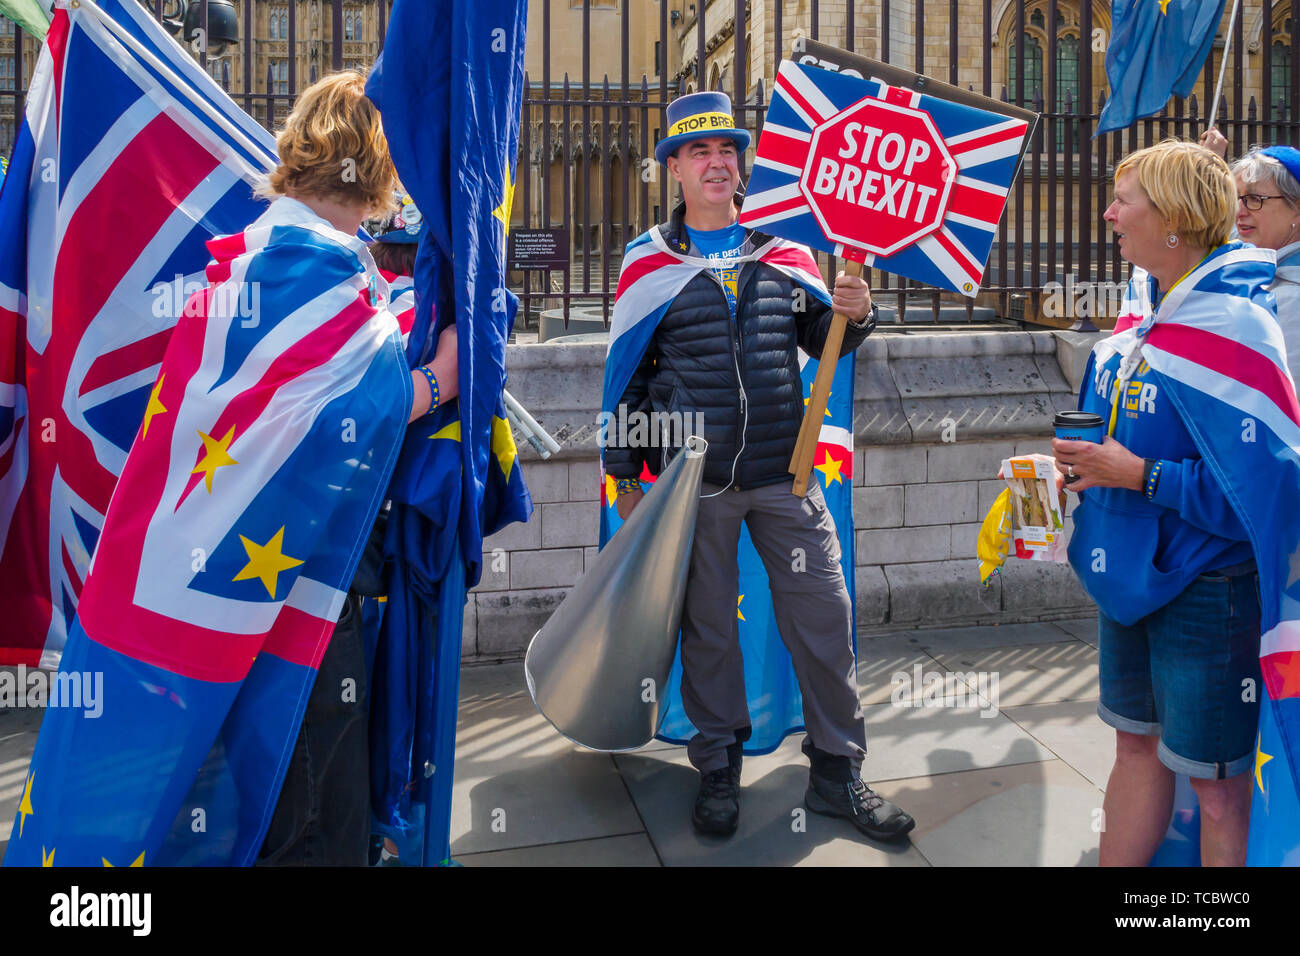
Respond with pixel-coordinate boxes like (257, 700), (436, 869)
(1259, 146), (1300, 187)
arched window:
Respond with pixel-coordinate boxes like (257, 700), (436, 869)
(1273, 32), (1293, 116)
(206, 59), (231, 91)
(272, 60), (289, 95)
(354, 17), (362, 41)
(345, 14), (354, 41)
(1002, 1), (1092, 154)
(0, 17), (13, 36)
(280, 13), (288, 38)
(1007, 33), (1043, 108)
(1056, 34), (1080, 113)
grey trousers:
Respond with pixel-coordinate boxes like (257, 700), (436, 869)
(680, 479), (867, 774)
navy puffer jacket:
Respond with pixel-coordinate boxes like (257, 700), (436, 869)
(605, 203), (875, 490)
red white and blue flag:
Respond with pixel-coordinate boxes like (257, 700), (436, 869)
(1100, 243), (1300, 864)
(600, 230), (856, 754)
(5, 193), (412, 866)
(379, 268), (416, 344)
(0, 0), (278, 668)
(740, 60), (1029, 298)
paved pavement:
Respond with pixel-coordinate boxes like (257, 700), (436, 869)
(0, 615), (1108, 866)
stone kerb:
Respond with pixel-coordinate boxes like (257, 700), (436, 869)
(464, 329), (1098, 661)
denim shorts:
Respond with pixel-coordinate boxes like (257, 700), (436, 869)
(1097, 566), (1262, 779)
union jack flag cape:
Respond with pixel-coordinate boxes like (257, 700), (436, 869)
(1098, 242), (1300, 865)
(5, 197), (411, 867)
(740, 60), (1028, 298)
(378, 269), (416, 343)
(0, 0), (278, 668)
(600, 229), (857, 754)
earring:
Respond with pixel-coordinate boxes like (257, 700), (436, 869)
(1166, 234), (1180, 248)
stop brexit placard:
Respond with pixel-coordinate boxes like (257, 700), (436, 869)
(740, 59), (1031, 298)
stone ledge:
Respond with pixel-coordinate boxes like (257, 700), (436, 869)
(465, 557), (1097, 662)
(507, 330), (1097, 463)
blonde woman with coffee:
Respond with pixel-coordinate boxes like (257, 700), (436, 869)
(1052, 141), (1273, 866)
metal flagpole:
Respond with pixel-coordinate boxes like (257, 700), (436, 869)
(1207, 0), (1242, 131)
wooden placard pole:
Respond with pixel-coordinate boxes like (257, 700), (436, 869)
(789, 259), (863, 496)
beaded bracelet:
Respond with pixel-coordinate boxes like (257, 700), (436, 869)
(614, 477), (640, 495)
(1144, 459), (1163, 500)
(418, 365), (439, 410)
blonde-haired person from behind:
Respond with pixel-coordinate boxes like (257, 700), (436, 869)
(248, 72), (457, 866)
(1053, 140), (1268, 867)
(257, 70), (456, 420)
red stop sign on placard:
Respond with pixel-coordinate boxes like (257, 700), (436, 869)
(799, 95), (956, 257)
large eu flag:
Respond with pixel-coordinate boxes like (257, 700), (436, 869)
(1096, 0), (1227, 134)
(364, 0), (532, 865)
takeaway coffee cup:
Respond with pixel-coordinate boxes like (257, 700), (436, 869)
(1053, 410), (1105, 444)
(1054, 410), (1105, 484)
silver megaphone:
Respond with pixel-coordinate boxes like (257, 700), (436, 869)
(525, 435), (708, 752)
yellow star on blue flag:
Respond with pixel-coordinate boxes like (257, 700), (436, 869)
(16, 771), (34, 838)
(233, 526), (305, 598)
(1256, 732), (1274, 794)
(492, 160), (516, 234)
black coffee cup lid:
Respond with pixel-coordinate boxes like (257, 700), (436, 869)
(1054, 410), (1105, 428)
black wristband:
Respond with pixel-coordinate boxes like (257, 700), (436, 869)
(1142, 458), (1156, 488)
(1142, 458), (1164, 499)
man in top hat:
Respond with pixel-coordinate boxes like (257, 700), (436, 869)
(602, 91), (915, 841)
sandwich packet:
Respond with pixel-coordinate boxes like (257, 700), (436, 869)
(977, 454), (1067, 587)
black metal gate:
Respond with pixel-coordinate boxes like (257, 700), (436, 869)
(3, 1), (1296, 326)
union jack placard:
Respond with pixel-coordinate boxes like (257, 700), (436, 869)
(740, 59), (1031, 298)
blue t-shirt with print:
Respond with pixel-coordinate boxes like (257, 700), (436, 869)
(686, 223), (747, 316)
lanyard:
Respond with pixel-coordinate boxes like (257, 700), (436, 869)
(1107, 253), (1208, 437)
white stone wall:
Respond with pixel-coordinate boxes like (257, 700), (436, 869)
(462, 329), (1100, 661)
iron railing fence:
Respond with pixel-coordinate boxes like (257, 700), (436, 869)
(513, 0), (1300, 328)
(2, 1), (1297, 328)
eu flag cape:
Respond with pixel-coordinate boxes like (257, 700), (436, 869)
(1095, 0), (1226, 134)
(1098, 243), (1300, 864)
(600, 230), (857, 754)
(6, 200), (411, 867)
(0, 0), (278, 668)
(364, 0), (532, 864)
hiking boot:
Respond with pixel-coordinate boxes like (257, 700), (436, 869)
(692, 743), (742, 836)
(805, 773), (915, 842)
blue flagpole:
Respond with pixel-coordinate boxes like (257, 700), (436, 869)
(423, 533), (466, 867)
